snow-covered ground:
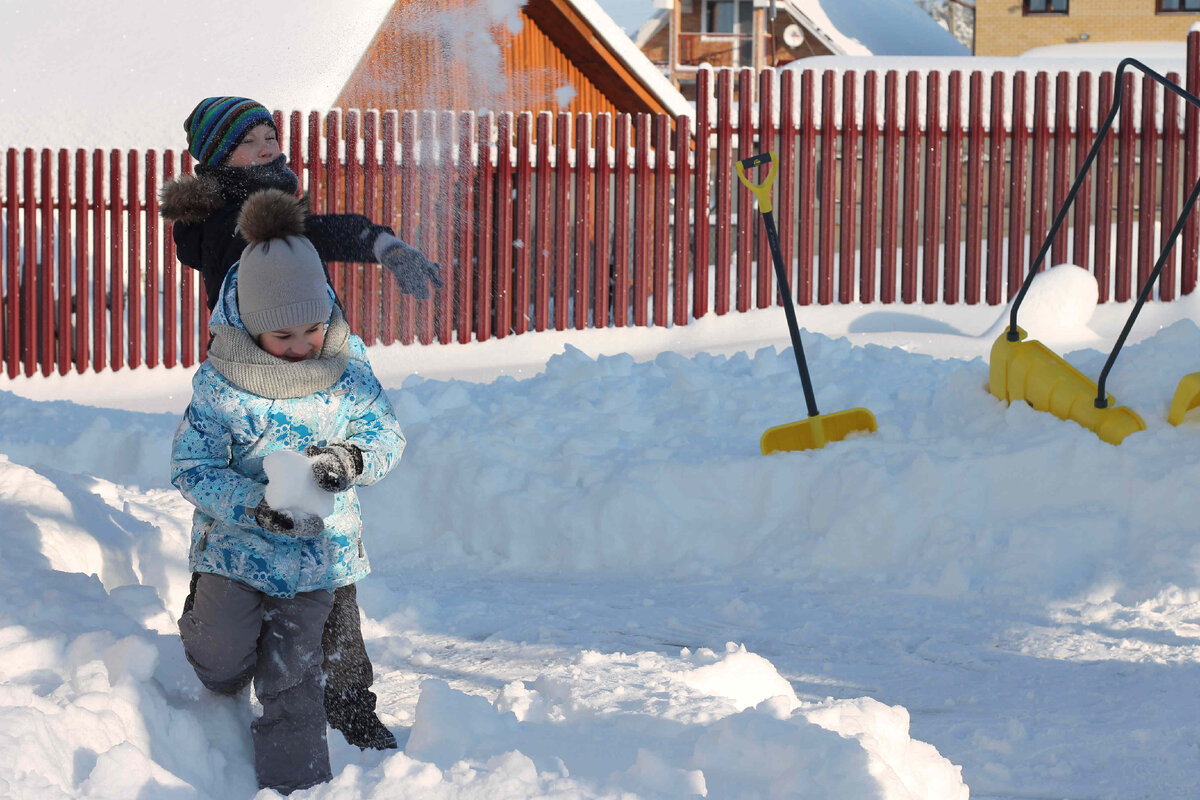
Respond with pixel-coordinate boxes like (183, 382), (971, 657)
(5, 266), (1200, 799)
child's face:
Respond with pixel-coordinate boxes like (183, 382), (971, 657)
(225, 123), (282, 168)
(256, 322), (327, 362)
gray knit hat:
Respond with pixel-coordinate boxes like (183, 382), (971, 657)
(235, 190), (332, 338)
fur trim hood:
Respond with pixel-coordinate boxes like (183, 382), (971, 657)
(159, 173), (224, 224)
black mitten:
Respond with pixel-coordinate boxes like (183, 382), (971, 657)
(373, 232), (443, 300)
(252, 498), (324, 537)
(305, 442), (364, 493)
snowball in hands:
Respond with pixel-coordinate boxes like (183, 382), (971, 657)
(263, 450), (335, 519)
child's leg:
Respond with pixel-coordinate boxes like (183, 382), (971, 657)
(254, 588), (335, 793)
(322, 583), (396, 748)
(178, 572), (263, 695)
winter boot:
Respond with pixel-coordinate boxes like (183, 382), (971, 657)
(326, 689), (397, 750)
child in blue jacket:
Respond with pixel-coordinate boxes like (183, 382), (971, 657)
(171, 188), (404, 795)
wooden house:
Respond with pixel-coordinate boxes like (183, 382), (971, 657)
(334, 0), (691, 120)
(635, 0), (968, 100)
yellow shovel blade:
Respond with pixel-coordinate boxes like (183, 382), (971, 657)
(761, 407), (878, 454)
(1168, 372), (1200, 425)
(988, 328), (1145, 445)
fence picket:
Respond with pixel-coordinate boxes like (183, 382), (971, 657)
(860, 72), (879, 304)
(986, 73), (1007, 305)
(554, 113), (570, 331)
(1116, 72), (1136, 301)
(633, 113), (651, 326)
(39, 150), (53, 376)
(880, 71), (900, 304)
(57, 149), (72, 374)
(922, 71), (943, 304)
(576, 113), (594, 330)
(693, 69), (712, 318)
(1052, 72), (1072, 264)
(514, 112), (533, 335)
(1073, 73), (1094, 273)
(840, 70), (859, 304)
(1007, 72), (1029, 300)
(653, 113), (670, 325)
(737, 68), (755, 313)
(673, 115), (692, 327)
(593, 113), (611, 328)
(757, 69), (776, 309)
(714, 71), (733, 314)
(819, 70), (837, 305)
(145, 151), (158, 368)
(944, 72), (963, 304)
(778, 69), (798, 304)
(22, 149), (36, 376)
(536, 112), (553, 331)
(1030, 73), (1051, 269)
(451, 113), (473, 343)
(901, 72), (921, 303)
(966, 72), (985, 304)
(1162, 74), (1182, 301)
(1138, 75), (1159, 294)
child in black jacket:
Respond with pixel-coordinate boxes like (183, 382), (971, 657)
(160, 96), (435, 751)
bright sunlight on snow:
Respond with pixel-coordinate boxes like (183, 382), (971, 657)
(4, 262), (1200, 798)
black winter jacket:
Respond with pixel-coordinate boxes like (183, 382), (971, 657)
(159, 159), (392, 310)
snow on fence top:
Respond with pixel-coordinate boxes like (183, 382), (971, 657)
(730, 41), (1194, 132)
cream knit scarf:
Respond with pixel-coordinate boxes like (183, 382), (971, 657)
(207, 307), (352, 399)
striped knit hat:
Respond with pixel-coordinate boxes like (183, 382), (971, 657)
(184, 97), (275, 167)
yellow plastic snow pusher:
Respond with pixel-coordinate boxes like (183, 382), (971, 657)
(736, 152), (877, 454)
(991, 58), (1200, 445)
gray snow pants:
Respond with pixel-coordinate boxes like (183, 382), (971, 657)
(179, 573), (335, 795)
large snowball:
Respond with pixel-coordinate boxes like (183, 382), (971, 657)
(1010, 263), (1099, 337)
(263, 450), (334, 519)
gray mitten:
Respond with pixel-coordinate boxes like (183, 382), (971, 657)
(252, 498), (324, 537)
(305, 442), (363, 493)
(373, 232), (443, 300)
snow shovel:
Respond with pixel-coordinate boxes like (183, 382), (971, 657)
(990, 58), (1200, 445)
(736, 152), (877, 454)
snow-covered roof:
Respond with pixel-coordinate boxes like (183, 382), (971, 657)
(789, 0), (968, 56)
(564, 0), (694, 119)
(0, 0), (396, 152)
(0, 0), (693, 153)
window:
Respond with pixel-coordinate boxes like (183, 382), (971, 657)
(705, 0), (754, 34)
(704, 0), (754, 66)
(1159, 0), (1200, 11)
(1024, 0), (1068, 12)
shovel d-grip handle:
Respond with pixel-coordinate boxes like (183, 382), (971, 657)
(736, 151), (820, 418)
(735, 152), (780, 214)
(1003, 59), (1200, 409)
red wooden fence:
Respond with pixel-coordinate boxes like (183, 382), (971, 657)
(4, 36), (1200, 378)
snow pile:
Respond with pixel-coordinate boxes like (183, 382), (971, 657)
(2, 264), (1200, 797)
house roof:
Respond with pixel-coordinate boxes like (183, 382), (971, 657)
(552, 0), (693, 118)
(0, 0), (396, 152)
(0, 0), (691, 153)
(791, 0), (968, 56)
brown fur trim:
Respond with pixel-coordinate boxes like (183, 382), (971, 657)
(158, 174), (224, 223)
(237, 189), (307, 245)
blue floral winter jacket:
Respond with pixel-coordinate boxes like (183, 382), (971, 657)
(170, 272), (405, 598)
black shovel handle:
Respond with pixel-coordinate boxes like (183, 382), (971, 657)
(737, 152), (820, 418)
